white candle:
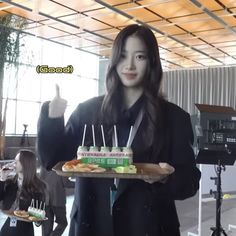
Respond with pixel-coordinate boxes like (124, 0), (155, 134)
(82, 124), (87, 146)
(101, 125), (106, 147)
(114, 125), (118, 147)
(126, 125), (133, 147)
(92, 125), (96, 146)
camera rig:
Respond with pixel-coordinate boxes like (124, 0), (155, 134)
(195, 104), (236, 236)
(195, 104), (236, 165)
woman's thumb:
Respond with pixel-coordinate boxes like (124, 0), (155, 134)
(55, 84), (60, 98)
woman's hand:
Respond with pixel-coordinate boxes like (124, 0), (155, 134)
(144, 162), (175, 184)
(0, 163), (15, 181)
(159, 162), (175, 173)
(0, 169), (11, 181)
(48, 84), (67, 118)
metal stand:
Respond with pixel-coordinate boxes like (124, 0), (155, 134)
(20, 124), (30, 146)
(210, 161), (227, 236)
(187, 141), (203, 236)
(187, 164), (202, 236)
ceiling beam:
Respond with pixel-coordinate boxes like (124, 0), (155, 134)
(0, 16), (102, 57)
(189, 0), (236, 36)
(1, 0), (113, 42)
(94, 0), (223, 65)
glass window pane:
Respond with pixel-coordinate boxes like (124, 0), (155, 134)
(3, 66), (18, 99)
(19, 36), (42, 65)
(15, 101), (41, 135)
(17, 66), (41, 101)
(41, 40), (63, 65)
(3, 35), (99, 135)
(4, 99), (16, 134)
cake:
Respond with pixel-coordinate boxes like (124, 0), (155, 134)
(28, 200), (46, 219)
(28, 207), (46, 219)
(77, 145), (133, 168)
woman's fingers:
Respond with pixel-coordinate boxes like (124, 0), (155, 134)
(48, 84), (67, 118)
(55, 84), (60, 98)
(0, 169), (12, 181)
(159, 162), (175, 173)
(143, 162), (175, 184)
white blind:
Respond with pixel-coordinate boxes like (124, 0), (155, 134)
(162, 66), (236, 115)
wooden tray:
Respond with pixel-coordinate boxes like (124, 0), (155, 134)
(2, 210), (48, 223)
(53, 162), (174, 181)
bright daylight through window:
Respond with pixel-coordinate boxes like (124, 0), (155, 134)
(3, 35), (99, 135)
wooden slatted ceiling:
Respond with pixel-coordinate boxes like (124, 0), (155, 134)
(1, 0), (236, 70)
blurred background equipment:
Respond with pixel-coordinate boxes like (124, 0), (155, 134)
(195, 104), (236, 236)
(20, 124), (30, 147)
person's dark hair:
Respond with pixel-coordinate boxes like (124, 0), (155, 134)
(101, 24), (164, 148)
(17, 149), (46, 200)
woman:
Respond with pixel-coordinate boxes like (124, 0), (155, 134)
(37, 24), (201, 236)
(0, 149), (47, 236)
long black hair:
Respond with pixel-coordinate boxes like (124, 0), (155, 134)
(17, 149), (46, 200)
(101, 24), (165, 147)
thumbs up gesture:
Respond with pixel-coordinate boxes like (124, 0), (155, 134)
(48, 84), (67, 118)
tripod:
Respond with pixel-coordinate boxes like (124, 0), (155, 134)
(20, 124), (30, 146)
(210, 160), (227, 236)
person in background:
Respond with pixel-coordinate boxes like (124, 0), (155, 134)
(37, 24), (201, 236)
(40, 166), (74, 236)
(0, 149), (47, 236)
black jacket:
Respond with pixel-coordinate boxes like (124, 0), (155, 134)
(39, 166), (72, 207)
(37, 96), (201, 236)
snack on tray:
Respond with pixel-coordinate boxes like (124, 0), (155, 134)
(14, 210), (30, 218)
(113, 165), (137, 174)
(62, 160), (106, 173)
(90, 167), (106, 173)
(62, 159), (82, 172)
(28, 216), (39, 221)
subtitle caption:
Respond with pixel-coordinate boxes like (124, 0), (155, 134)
(36, 65), (73, 74)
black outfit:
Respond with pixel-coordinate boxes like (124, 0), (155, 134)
(40, 167), (70, 236)
(0, 177), (45, 236)
(43, 206), (67, 236)
(37, 96), (201, 236)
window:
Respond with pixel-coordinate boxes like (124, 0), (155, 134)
(3, 35), (99, 135)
